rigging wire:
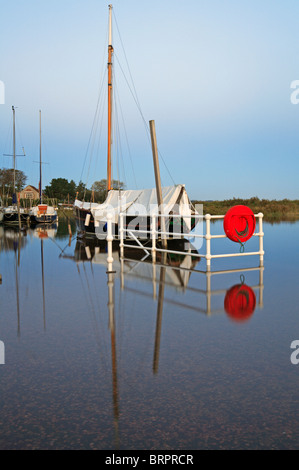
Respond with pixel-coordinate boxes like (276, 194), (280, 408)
(114, 51), (176, 187)
(2, 114), (13, 167)
(81, 69), (107, 200)
(113, 73), (132, 190)
(113, 72), (137, 189)
(112, 100), (121, 189)
(80, 26), (109, 197)
(15, 114), (26, 157)
(91, 95), (107, 194)
(112, 9), (175, 186)
(86, 83), (107, 199)
(112, 11), (145, 123)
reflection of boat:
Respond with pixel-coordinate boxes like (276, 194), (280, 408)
(31, 223), (58, 240)
(29, 111), (58, 226)
(3, 106), (29, 226)
(74, 5), (197, 239)
(0, 225), (28, 252)
(66, 234), (264, 319)
(39, 230), (47, 329)
(11, 225), (56, 335)
(32, 225), (57, 330)
(0, 198), (4, 223)
(72, 237), (200, 292)
(67, 236), (264, 446)
(72, 239), (195, 447)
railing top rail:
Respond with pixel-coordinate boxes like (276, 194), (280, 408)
(207, 213), (263, 220)
(119, 212), (204, 219)
(118, 212), (263, 219)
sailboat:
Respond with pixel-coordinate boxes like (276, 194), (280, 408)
(74, 5), (197, 239)
(29, 110), (58, 226)
(2, 106), (29, 226)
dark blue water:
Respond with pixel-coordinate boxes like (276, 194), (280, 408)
(0, 219), (298, 449)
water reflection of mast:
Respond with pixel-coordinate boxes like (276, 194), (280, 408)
(107, 269), (119, 448)
(14, 230), (21, 336)
(41, 237), (46, 330)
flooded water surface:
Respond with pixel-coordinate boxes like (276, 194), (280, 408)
(0, 218), (299, 450)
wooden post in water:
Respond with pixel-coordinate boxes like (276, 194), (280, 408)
(149, 120), (167, 249)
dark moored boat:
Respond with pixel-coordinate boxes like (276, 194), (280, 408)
(2, 206), (29, 225)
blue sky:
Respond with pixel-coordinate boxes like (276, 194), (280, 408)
(1, 0), (299, 200)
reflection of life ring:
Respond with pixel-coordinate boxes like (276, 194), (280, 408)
(224, 284), (256, 322)
(223, 205), (256, 243)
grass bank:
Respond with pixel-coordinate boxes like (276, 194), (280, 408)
(192, 197), (299, 223)
(57, 199), (299, 223)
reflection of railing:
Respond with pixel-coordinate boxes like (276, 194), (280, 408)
(200, 266), (263, 317)
(119, 256), (264, 317)
(106, 212), (265, 270)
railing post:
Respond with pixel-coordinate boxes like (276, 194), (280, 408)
(120, 257), (124, 290)
(205, 214), (212, 271)
(258, 212), (264, 266)
(259, 266), (264, 308)
(106, 212), (114, 273)
(152, 262), (157, 300)
(151, 214), (156, 264)
(206, 270), (212, 315)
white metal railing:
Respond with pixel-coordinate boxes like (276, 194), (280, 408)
(105, 211), (264, 270)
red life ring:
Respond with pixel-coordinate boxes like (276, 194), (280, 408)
(223, 205), (256, 243)
(224, 284), (256, 322)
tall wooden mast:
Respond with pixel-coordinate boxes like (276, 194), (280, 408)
(12, 106), (16, 194)
(107, 4), (113, 191)
(39, 110), (42, 204)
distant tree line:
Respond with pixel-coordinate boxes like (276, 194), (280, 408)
(0, 168), (27, 196)
(44, 178), (124, 203)
(0, 168), (124, 204)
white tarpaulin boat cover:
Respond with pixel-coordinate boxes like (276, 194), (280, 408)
(83, 184), (197, 231)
